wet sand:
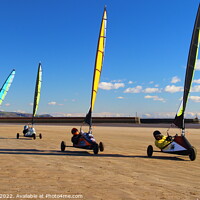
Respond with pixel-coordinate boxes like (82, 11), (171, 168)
(0, 124), (199, 200)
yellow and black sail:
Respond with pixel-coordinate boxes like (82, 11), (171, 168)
(174, 4), (200, 129)
(32, 63), (42, 124)
(85, 7), (107, 127)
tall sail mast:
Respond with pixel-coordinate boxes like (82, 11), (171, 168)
(174, 4), (200, 132)
(84, 6), (107, 128)
(32, 63), (42, 125)
(0, 69), (15, 106)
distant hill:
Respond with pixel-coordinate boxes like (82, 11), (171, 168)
(0, 111), (52, 118)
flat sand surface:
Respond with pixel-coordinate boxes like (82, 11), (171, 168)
(0, 124), (199, 200)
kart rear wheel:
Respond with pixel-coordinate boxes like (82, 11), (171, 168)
(189, 147), (197, 161)
(33, 134), (36, 140)
(147, 145), (153, 157)
(93, 144), (99, 154)
(16, 133), (19, 139)
(61, 141), (66, 152)
(39, 133), (42, 139)
(99, 142), (104, 152)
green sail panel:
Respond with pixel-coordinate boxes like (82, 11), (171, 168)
(174, 4), (200, 129)
(0, 69), (15, 106)
(32, 63), (42, 122)
(84, 7), (107, 127)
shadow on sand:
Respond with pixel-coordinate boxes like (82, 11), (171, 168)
(0, 148), (187, 161)
(0, 137), (33, 140)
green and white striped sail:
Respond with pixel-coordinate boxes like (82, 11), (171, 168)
(174, 4), (200, 129)
(0, 69), (15, 106)
(32, 63), (42, 124)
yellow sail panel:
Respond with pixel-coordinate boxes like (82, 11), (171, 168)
(32, 63), (42, 117)
(84, 7), (107, 126)
(91, 8), (107, 111)
(177, 101), (183, 117)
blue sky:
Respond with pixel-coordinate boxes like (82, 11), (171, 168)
(0, 0), (200, 118)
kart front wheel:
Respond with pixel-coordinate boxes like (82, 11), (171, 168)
(147, 145), (153, 157)
(93, 144), (99, 154)
(16, 133), (19, 139)
(39, 133), (42, 139)
(33, 134), (36, 140)
(99, 142), (104, 152)
(61, 141), (66, 152)
(189, 147), (197, 161)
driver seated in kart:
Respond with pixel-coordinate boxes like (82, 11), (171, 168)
(23, 124), (30, 135)
(153, 130), (173, 150)
(71, 128), (96, 147)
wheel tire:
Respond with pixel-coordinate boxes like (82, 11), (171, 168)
(99, 142), (104, 152)
(33, 134), (36, 140)
(61, 141), (66, 152)
(93, 144), (99, 154)
(189, 147), (197, 161)
(39, 133), (42, 139)
(16, 133), (19, 139)
(147, 145), (153, 157)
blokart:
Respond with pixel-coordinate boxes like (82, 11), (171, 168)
(147, 134), (197, 161)
(60, 7), (107, 155)
(16, 126), (42, 140)
(61, 127), (104, 154)
(147, 4), (199, 161)
(16, 63), (43, 140)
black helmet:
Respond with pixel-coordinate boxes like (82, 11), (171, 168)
(153, 130), (162, 138)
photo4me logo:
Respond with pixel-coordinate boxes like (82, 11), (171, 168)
(45, 194), (83, 199)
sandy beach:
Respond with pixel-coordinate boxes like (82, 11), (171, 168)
(0, 124), (199, 200)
